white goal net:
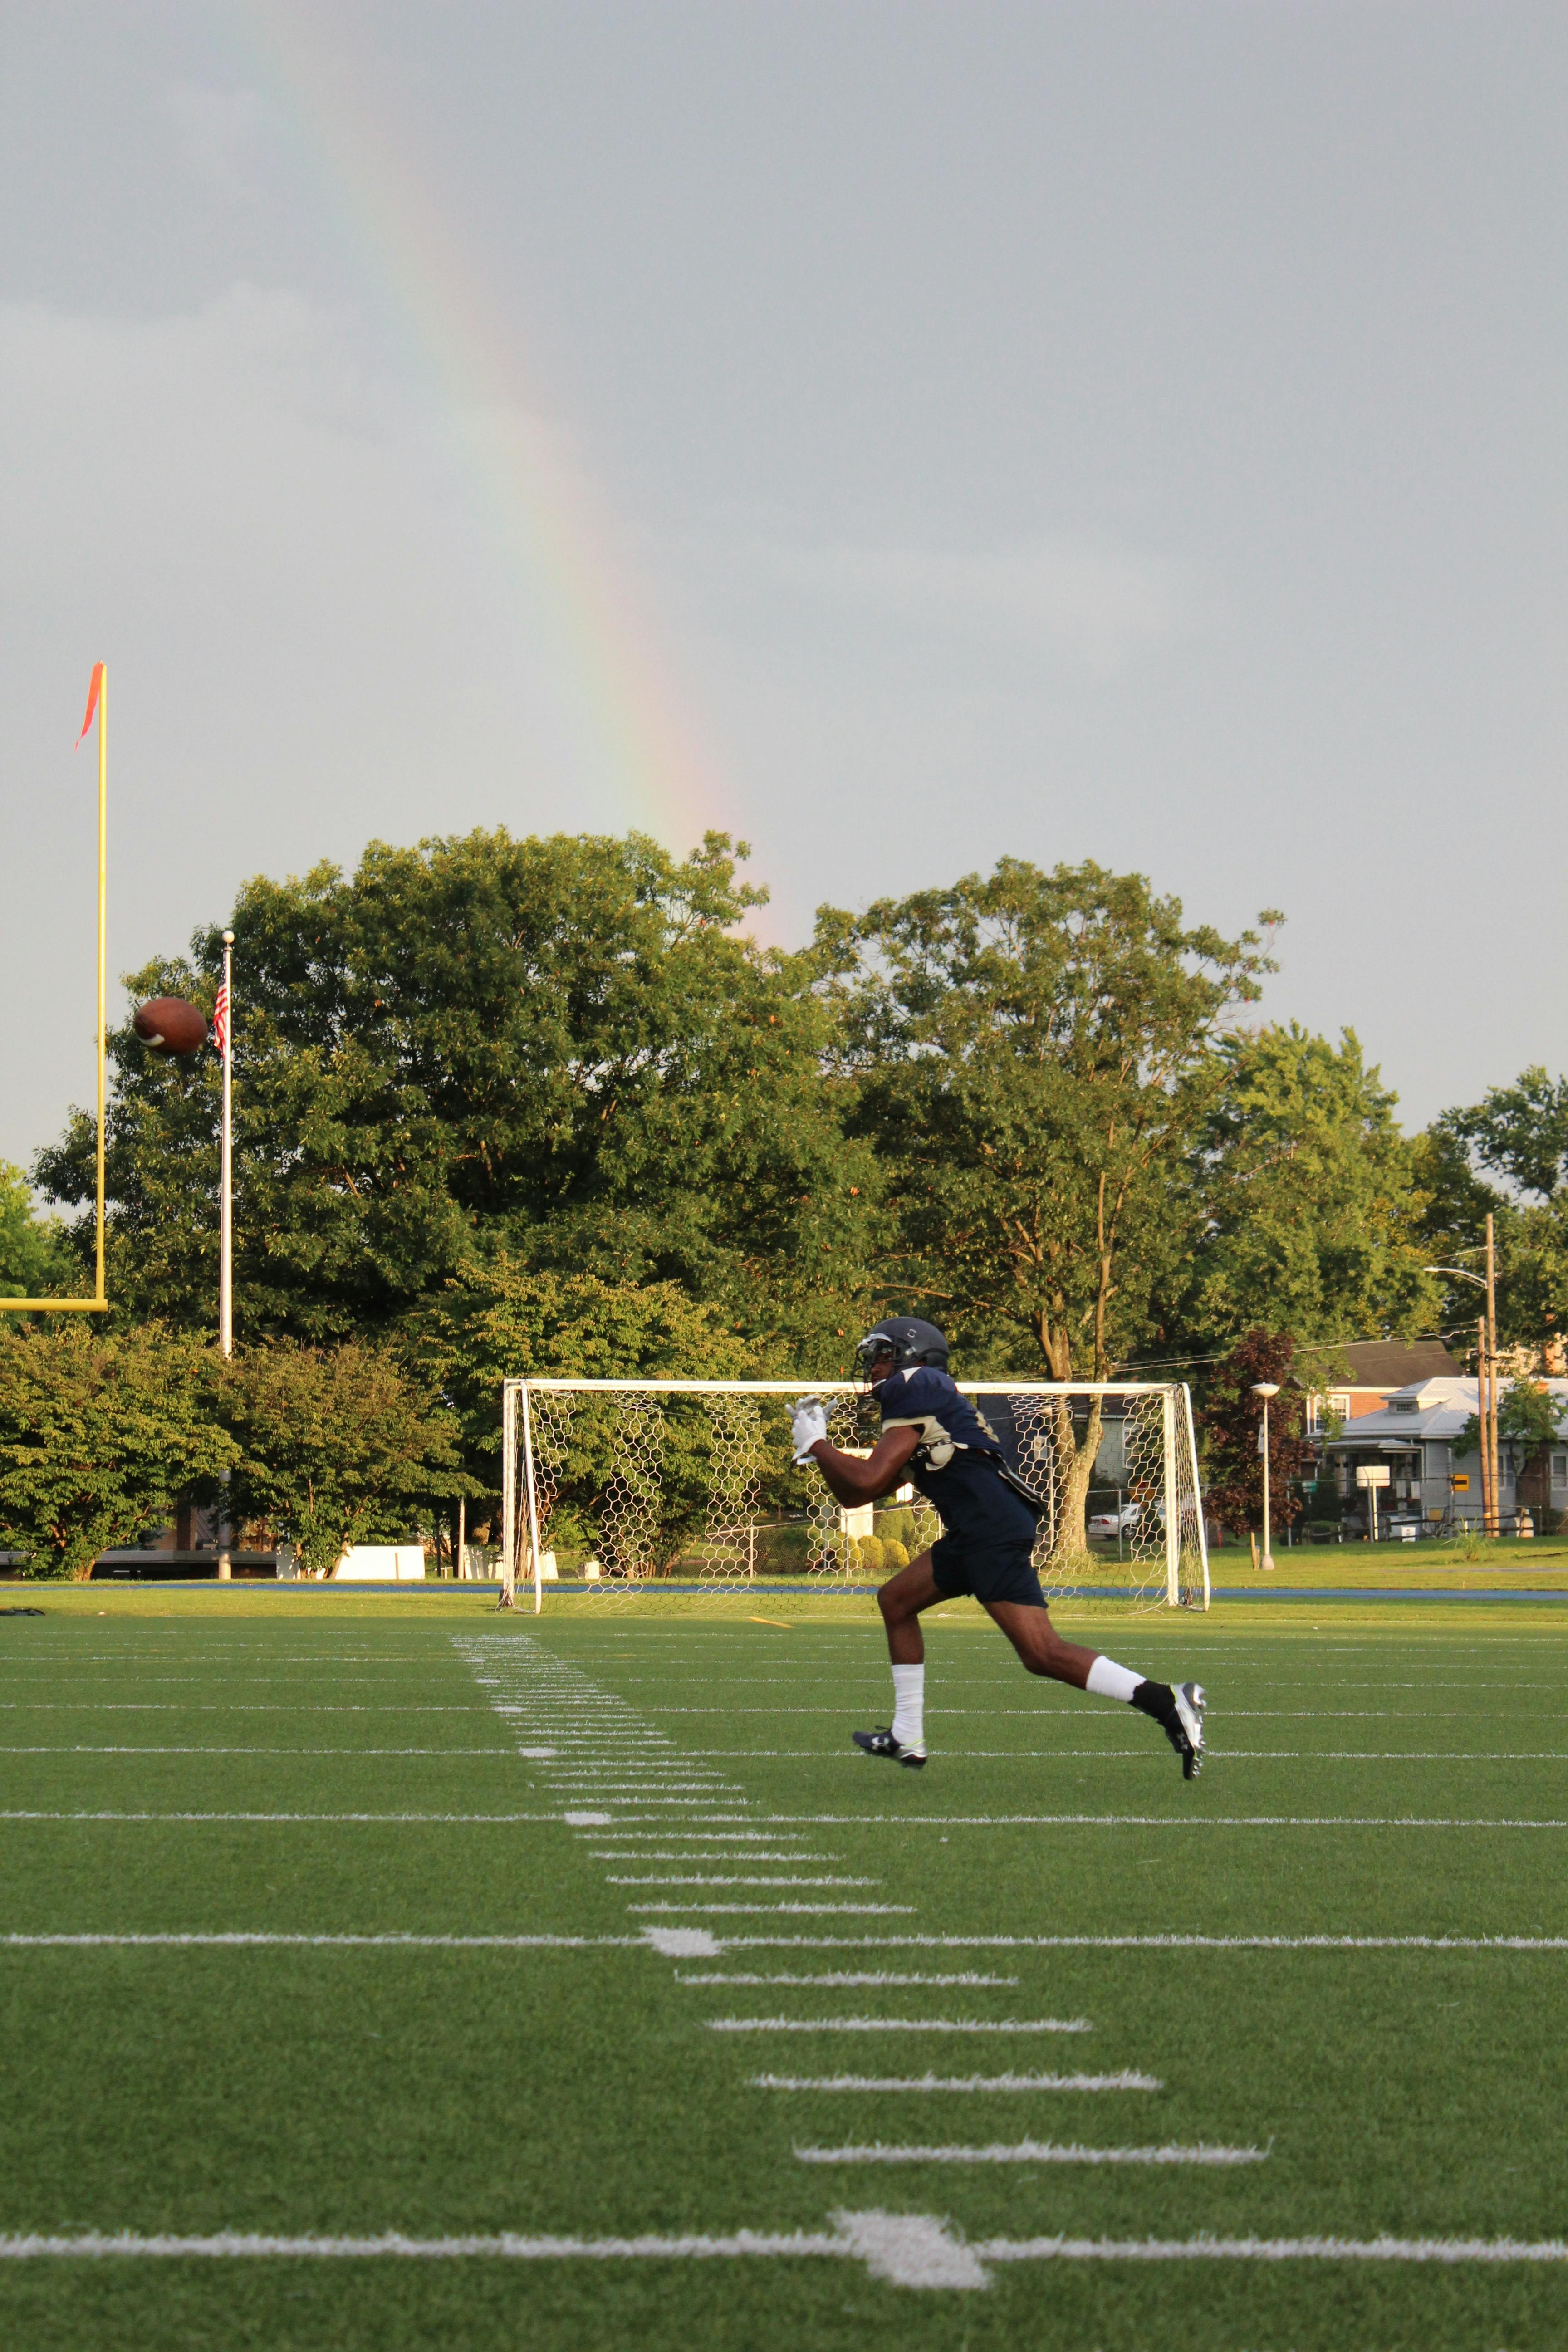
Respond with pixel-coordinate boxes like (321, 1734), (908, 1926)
(500, 1379), (1209, 1614)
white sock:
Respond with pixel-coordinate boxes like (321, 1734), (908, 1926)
(1086, 1655), (1144, 1705)
(891, 1662), (925, 1749)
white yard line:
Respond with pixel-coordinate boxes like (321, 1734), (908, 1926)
(0, 1746), (518, 1757)
(755, 1813), (1568, 1830)
(590, 1850), (835, 1862)
(0, 1811), (584, 1823)
(707, 1931), (1568, 1953)
(679, 1972), (1019, 1988)
(751, 2071), (1154, 2090)
(709, 2017), (1092, 2034)
(795, 2139), (1266, 2166)
(979, 2232), (1568, 2265)
(579, 1828), (812, 1839)
(672, 1749), (1568, 1762)
(640, 1705), (1559, 1720)
(606, 1876), (878, 1888)
(21, 2217), (1565, 2283)
(633, 1903), (914, 1917)
(0, 1932), (645, 1949)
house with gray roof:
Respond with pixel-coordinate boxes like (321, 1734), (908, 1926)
(1316, 1375), (1568, 1531)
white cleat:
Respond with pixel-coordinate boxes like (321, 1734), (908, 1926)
(1171, 1681), (1205, 1779)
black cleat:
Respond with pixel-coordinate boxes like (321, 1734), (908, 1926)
(853, 1727), (927, 1769)
(1166, 1681), (1206, 1779)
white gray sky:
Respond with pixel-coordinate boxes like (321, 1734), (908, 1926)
(3, 1), (1565, 1172)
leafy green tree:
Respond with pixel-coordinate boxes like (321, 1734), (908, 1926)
(1419, 1073), (1568, 1354)
(37, 829), (877, 1360)
(1442, 1068), (1568, 1202)
(407, 1260), (828, 1576)
(1197, 1331), (1308, 1539)
(1453, 1375), (1564, 1464)
(218, 1343), (473, 1578)
(407, 1259), (756, 1486)
(1184, 1025), (1441, 1350)
(0, 1163), (76, 1301)
(0, 1324), (235, 1578)
(823, 858), (1276, 1544)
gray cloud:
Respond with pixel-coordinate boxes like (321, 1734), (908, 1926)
(755, 532), (1219, 676)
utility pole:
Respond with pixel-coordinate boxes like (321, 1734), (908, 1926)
(1426, 1259), (1502, 1537)
(1485, 1211), (1500, 1534)
(1476, 1315), (1491, 1535)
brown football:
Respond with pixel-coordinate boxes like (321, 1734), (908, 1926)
(132, 996), (209, 1056)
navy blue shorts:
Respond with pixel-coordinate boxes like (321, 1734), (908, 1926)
(929, 1534), (1047, 1611)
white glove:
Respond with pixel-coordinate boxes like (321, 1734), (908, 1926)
(790, 1397), (829, 1465)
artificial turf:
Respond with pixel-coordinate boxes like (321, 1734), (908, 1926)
(0, 1590), (1564, 2349)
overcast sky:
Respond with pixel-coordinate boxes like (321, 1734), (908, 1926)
(3, 1), (1565, 1172)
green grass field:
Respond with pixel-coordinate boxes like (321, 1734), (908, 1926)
(0, 1587), (1565, 2349)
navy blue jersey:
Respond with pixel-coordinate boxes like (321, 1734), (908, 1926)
(877, 1367), (1039, 1547)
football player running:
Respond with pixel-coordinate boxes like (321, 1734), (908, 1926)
(792, 1318), (1205, 1777)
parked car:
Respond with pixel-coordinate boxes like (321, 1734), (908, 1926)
(1087, 1500), (1142, 1539)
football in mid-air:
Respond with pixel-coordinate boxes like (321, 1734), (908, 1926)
(132, 996), (209, 1056)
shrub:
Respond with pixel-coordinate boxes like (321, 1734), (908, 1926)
(881, 1538), (910, 1573)
(877, 1506), (917, 1549)
(0, 1322), (236, 1579)
(856, 1534), (885, 1576)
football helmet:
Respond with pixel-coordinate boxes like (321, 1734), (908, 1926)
(853, 1317), (950, 1383)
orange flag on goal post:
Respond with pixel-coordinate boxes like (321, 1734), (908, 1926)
(75, 663), (104, 748)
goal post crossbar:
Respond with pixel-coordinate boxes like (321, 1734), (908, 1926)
(501, 1377), (1209, 1616)
(513, 1377), (1191, 1395)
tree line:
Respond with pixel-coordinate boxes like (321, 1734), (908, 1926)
(0, 826), (1557, 1572)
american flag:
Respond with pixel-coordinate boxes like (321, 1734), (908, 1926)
(212, 980), (230, 1058)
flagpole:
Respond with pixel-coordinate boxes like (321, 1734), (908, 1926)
(94, 666), (107, 1307)
(220, 929), (233, 1360)
(217, 929), (234, 1581)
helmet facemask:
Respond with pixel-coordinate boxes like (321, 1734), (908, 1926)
(853, 1318), (950, 1388)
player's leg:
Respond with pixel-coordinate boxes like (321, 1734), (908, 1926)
(984, 1592), (1206, 1779)
(853, 1550), (945, 1768)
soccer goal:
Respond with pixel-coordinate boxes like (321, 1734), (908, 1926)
(500, 1379), (1209, 1615)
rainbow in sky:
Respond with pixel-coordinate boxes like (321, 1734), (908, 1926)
(235, 2), (725, 848)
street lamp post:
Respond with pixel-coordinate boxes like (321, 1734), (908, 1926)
(1252, 1382), (1281, 1572)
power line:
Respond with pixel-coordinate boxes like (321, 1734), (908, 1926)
(1112, 1326), (1477, 1378)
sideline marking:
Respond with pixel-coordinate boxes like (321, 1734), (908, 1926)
(796, 2139), (1266, 2167)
